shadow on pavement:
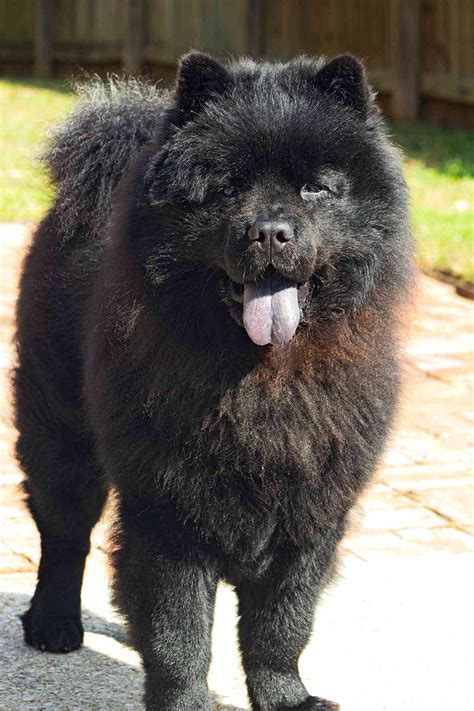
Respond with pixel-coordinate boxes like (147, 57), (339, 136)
(0, 590), (245, 711)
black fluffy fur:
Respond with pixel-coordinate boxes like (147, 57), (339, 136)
(14, 54), (413, 710)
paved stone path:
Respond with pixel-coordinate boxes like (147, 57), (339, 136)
(0, 223), (472, 710)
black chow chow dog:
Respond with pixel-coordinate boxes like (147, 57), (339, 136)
(14, 53), (413, 710)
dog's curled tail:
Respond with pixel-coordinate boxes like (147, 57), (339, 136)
(44, 77), (168, 238)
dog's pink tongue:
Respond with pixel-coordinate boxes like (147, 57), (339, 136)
(243, 272), (300, 346)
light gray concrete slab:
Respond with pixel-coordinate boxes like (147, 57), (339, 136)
(1, 545), (473, 711)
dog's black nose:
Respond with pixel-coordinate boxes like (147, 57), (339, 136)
(248, 220), (294, 256)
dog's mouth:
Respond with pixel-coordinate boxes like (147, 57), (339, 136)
(226, 267), (310, 346)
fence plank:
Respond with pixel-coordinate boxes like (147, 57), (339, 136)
(35, 0), (52, 76)
(246, 0), (261, 57)
(392, 0), (421, 119)
(123, 0), (143, 75)
(422, 73), (474, 105)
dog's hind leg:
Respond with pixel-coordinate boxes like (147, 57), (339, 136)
(14, 361), (107, 653)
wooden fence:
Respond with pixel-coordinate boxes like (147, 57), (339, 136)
(0, 0), (473, 125)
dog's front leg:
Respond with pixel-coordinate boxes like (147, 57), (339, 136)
(237, 547), (340, 711)
(112, 501), (217, 711)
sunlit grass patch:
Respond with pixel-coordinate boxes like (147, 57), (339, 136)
(0, 78), (76, 222)
(392, 122), (474, 285)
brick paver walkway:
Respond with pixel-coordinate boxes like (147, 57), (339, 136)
(0, 223), (473, 710)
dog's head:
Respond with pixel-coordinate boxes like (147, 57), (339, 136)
(131, 53), (410, 347)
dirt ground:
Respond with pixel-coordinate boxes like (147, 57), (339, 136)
(1, 223), (473, 710)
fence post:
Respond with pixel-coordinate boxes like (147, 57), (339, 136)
(392, 0), (421, 120)
(123, 0), (143, 75)
(247, 0), (262, 58)
(35, 0), (53, 77)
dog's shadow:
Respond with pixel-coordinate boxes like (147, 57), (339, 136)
(1, 590), (246, 710)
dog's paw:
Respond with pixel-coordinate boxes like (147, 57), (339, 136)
(289, 697), (340, 711)
(21, 606), (83, 653)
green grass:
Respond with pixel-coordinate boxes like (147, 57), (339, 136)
(1, 78), (473, 284)
(0, 78), (75, 223)
(390, 121), (474, 285)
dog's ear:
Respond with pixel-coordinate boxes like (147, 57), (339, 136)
(315, 55), (371, 116)
(175, 52), (232, 124)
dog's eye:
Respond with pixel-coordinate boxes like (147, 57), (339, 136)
(300, 183), (330, 199)
(221, 186), (239, 198)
